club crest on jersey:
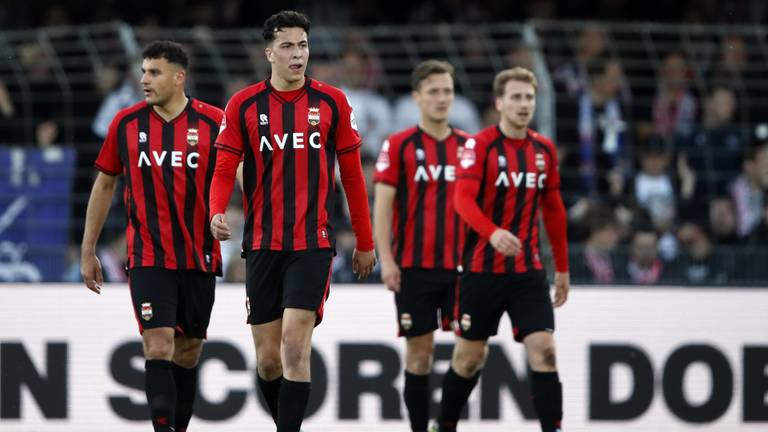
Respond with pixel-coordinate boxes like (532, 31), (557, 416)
(245, 297), (251, 316)
(460, 148), (476, 169)
(400, 313), (413, 331)
(536, 153), (546, 171)
(141, 302), (153, 321)
(186, 128), (199, 146)
(308, 107), (320, 126)
(460, 313), (471, 331)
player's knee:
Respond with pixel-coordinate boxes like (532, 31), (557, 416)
(257, 354), (283, 379)
(281, 337), (310, 369)
(454, 348), (486, 376)
(406, 346), (434, 374)
(144, 340), (173, 360)
(174, 339), (203, 368)
(532, 344), (557, 370)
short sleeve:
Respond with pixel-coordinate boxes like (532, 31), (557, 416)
(215, 99), (244, 156)
(94, 116), (123, 176)
(373, 138), (401, 186)
(456, 137), (486, 181)
(335, 94), (363, 155)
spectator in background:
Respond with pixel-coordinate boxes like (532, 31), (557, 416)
(559, 56), (629, 202)
(91, 59), (143, 139)
(18, 41), (65, 146)
(675, 222), (727, 285)
(685, 86), (748, 199)
(554, 23), (608, 96)
(338, 49), (393, 158)
(749, 200), (768, 246)
(582, 204), (621, 283)
(708, 195), (740, 245)
(622, 225), (667, 285)
(0, 78), (19, 144)
(650, 51), (698, 142)
(729, 142), (768, 237)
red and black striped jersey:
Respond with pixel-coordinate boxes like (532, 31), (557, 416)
(457, 126), (561, 274)
(374, 126), (469, 270)
(215, 78), (362, 251)
(94, 99), (223, 274)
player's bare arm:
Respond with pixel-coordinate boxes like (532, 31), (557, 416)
(80, 172), (118, 294)
(374, 183), (401, 291)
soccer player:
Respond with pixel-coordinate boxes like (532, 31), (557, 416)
(373, 60), (468, 432)
(208, 11), (376, 432)
(431, 67), (569, 432)
(80, 41), (223, 432)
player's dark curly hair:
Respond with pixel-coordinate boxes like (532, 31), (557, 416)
(262, 10), (311, 43)
(142, 40), (189, 69)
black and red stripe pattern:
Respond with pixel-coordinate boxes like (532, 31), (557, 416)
(215, 78), (361, 252)
(94, 99), (223, 274)
(458, 126), (560, 274)
(374, 126), (468, 270)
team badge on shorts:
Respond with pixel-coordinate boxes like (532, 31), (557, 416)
(400, 313), (413, 330)
(308, 107), (321, 126)
(245, 296), (251, 316)
(535, 153), (546, 171)
(460, 313), (472, 331)
(141, 302), (153, 321)
(187, 128), (199, 146)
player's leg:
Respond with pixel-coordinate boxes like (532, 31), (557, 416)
(404, 332), (435, 432)
(434, 272), (503, 432)
(130, 268), (179, 432)
(398, 269), (455, 432)
(511, 271), (562, 432)
(172, 270), (216, 431)
(252, 319), (283, 423)
(246, 250), (286, 423)
(524, 332), (562, 431)
(277, 248), (333, 432)
(172, 336), (203, 432)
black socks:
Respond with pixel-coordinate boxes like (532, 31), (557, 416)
(404, 371), (430, 432)
(258, 374), (283, 423)
(145, 359), (176, 432)
(436, 367), (480, 432)
(276, 378), (310, 432)
(531, 371), (563, 432)
(172, 363), (198, 431)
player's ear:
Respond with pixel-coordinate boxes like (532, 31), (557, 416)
(265, 46), (274, 64)
(495, 96), (503, 112)
(411, 89), (420, 103)
(175, 69), (186, 86)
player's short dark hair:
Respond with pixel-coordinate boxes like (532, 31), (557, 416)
(263, 10), (311, 43)
(411, 60), (454, 91)
(142, 40), (189, 69)
(493, 67), (538, 97)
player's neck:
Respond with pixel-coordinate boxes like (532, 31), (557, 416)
(271, 74), (305, 92)
(153, 94), (189, 122)
(498, 120), (527, 139)
(418, 119), (451, 141)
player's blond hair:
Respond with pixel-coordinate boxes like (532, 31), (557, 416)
(493, 67), (538, 97)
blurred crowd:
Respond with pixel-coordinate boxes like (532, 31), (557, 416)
(1, 18), (767, 285)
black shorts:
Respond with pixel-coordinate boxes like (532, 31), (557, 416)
(128, 267), (216, 339)
(245, 248), (333, 326)
(395, 268), (458, 337)
(455, 270), (554, 342)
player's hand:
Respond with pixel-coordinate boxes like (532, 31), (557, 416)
(489, 229), (521, 257)
(352, 249), (377, 280)
(81, 252), (104, 294)
(553, 271), (570, 307)
(380, 259), (401, 293)
(210, 213), (232, 240)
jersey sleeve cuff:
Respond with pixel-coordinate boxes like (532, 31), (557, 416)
(214, 143), (242, 155)
(94, 163), (120, 176)
(336, 141), (362, 155)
